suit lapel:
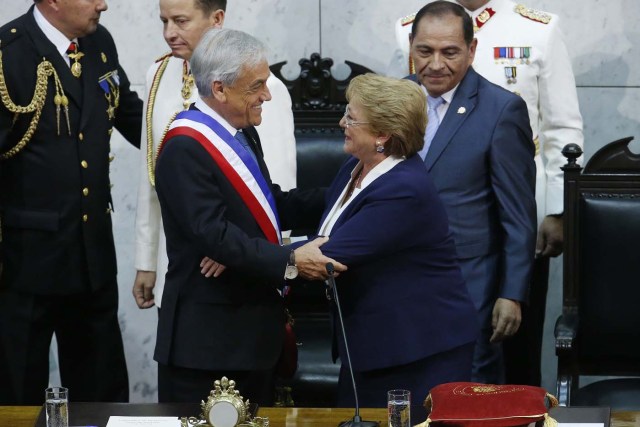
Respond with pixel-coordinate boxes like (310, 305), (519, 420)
(242, 127), (271, 179)
(424, 68), (479, 171)
(79, 36), (97, 130)
(23, 8), (83, 108)
(317, 157), (357, 232)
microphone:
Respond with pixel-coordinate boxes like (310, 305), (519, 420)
(326, 263), (379, 427)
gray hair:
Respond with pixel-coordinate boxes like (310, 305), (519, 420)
(191, 28), (268, 97)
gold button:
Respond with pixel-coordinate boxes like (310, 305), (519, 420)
(10, 28), (16, 34)
(79, 132), (84, 141)
(108, 128), (113, 135)
(81, 160), (88, 168)
(82, 214), (88, 222)
(109, 155), (115, 162)
(106, 207), (113, 214)
(82, 187), (89, 196)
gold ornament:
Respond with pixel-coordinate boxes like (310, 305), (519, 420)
(68, 51), (84, 78)
(0, 51), (70, 159)
(144, 55), (171, 187)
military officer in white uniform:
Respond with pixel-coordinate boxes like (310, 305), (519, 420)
(133, 0), (297, 310)
(393, 0), (584, 385)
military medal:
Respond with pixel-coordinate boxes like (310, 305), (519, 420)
(99, 70), (121, 119)
(181, 61), (195, 110)
(66, 42), (84, 78)
(494, 46), (531, 65)
(504, 66), (517, 84)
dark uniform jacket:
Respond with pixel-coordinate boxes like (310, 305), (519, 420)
(0, 7), (142, 295)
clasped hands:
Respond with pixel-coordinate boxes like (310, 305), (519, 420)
(133, 237), (345, 309)
(201, 236), (347, 280)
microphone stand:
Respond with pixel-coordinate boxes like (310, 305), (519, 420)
(326, 263), (380, 427)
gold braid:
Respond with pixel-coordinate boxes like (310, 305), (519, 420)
(145, 56), (171, 187)
(0, 50), (68, 160)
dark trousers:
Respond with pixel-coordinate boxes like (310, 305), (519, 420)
(0, 284), (129, 404)
(458, 253), (505, 384)
(158, 363), (276, 406)
(336, 342), (474, 420)
(503, 256), (550, 386)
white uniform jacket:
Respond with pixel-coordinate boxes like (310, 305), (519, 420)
(394, 0), (584, 221)
(134, 55), (297, 307)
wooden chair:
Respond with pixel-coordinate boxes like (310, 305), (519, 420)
(555, 137), (640, 409)
(270, 53), (374, 407)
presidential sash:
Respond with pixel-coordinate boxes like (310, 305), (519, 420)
(163, 110), (282, 245)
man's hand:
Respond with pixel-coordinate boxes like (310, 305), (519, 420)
(200, 257), (226, 278)
(536, 215), (563, 258)
(132, 270), (156, 309)
(490, 298), (521, 343)
(294, 236), (347, 280)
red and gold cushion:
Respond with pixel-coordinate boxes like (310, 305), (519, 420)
(417, 382), (558, 427)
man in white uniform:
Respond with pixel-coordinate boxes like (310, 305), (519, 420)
(394, 0), (584, 384)
(133, 0), (297, 310)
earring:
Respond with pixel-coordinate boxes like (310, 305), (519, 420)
(375, 140), (385, 153)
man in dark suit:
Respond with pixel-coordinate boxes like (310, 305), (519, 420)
(0, 0), (142, 404)
(409, 1), (537, 384)
(154, 27), (346, 405)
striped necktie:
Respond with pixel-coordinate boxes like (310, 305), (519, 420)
(419, 95), (445, 161)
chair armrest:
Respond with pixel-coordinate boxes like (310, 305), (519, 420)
(555, 312), (579, 354)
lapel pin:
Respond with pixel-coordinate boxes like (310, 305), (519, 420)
(457, 107), (466, 114)
(101, 52), (107, 63)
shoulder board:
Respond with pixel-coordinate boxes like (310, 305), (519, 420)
(155, 51), (172, 63)
(400, 12), (417, 26)
(514, 4), (552, 24)
(0, 25), (23, 49)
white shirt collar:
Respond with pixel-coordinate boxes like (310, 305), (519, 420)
(355, 155), (404, 189)
(420, 83), (459, 107)
(194, 98), (238, 136)
(33, 6), (76, 62)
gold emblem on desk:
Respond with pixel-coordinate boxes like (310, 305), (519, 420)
(181, 376), (267, 427)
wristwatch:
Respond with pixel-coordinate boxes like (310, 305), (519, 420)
(284, 250), (298, 280)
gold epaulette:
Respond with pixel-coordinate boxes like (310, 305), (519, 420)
(515, 4), (552, 24)
(400, 12), (416, 26)
(155, 51), (172, 63)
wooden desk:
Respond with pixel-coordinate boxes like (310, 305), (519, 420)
(0, 405), (40, 427)
(2, 404), (639, 427)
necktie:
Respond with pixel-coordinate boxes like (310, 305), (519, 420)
(235, 130), (258, 165)
(419, 95), (445, 160)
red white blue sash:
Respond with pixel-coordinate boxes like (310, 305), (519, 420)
(163, 110), (282, 244)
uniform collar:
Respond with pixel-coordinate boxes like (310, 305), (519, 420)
(467, 0), (506, 19)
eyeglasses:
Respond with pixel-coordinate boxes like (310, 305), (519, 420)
(342, 106), (369, 128)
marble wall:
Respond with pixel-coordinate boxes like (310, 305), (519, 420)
(1, 0), (638, 402)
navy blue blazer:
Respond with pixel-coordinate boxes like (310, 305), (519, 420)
(319, 155), (478, 372)
(410, 67), (537, 303)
